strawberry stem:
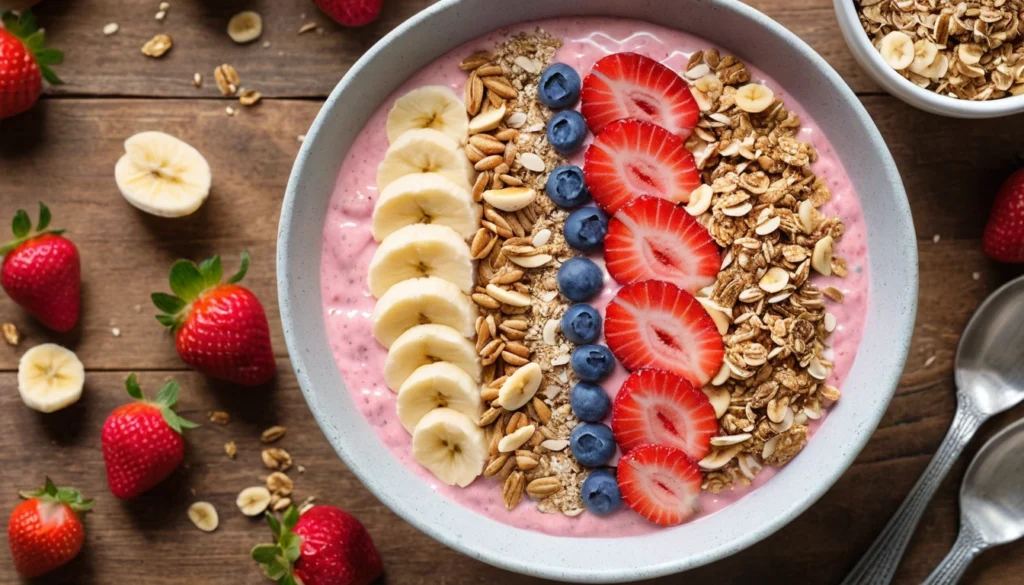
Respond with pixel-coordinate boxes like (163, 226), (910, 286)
(1, 10), (63, 85)
(123, 373), (199, 434)
(1, 202), (65, 256)
(252, 507), (303, 585)
(19, 477), (93, 513)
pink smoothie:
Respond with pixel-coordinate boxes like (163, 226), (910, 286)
(320, 17), (870, 538)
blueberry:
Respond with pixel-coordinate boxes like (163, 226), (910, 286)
(557, 257), (603, 302)
(571, 344), (615, 382)
(580, 469), (623, 515)
(570, 382), (611, 422)
(546, 110), (587, 154)
(545, 165), (591, 209)
(537, 63), (581, 109)
(564, 207), (609, 253)
(570, 422), (616, 467)
(562, 304), (602, 345)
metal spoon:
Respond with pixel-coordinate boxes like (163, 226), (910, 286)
(922, 417), (1024, 584)
(842, 275), (1024, 585)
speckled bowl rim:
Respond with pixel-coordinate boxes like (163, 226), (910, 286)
(833, 0), (1024, 119)
(278, 0), (918, 581)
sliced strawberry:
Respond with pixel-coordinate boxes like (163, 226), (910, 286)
(605, 279), (724, 386)
(612, 369), (717, 460)
(584, 119), (701, 215)
(604, 195), (719, 292)
(617, 444), (702, 526)
(581, 52), (699, 138)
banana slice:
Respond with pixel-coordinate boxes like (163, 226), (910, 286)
(879, 31), (914, 70)
(115, 131), (212, 218)
(17, 343), (85, 413)
(371, 276), (478, 348)
(227, 11), (262, 44)
(368, 223), (474, 298)
(734, 83), (775, 114)
(386, 86), (468, 146)
(396, 362), (481, 434)
(908, 39), (938, 74)
(371, 173), (480, 242)
(497, 362), (542, 410)
(384, 324), (480, 391)
(376, 128), (474, 193)
(411, 407), (487, 487)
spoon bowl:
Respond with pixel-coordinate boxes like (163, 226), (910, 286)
(961, 418), (1024, 546)
(955, 276), (1024, 416)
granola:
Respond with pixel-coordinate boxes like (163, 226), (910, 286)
(856, 0), (1024, 100)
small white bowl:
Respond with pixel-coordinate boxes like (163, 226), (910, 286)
(834, 0), (1024, 118)
(279, 0), (917, 581)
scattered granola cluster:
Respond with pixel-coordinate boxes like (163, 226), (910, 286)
(682, 49), (846, 492)
(857, 0), (1024, 100)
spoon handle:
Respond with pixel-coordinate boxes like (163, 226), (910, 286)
(921, 520), (987, 585)
(840, 399), (986, 585)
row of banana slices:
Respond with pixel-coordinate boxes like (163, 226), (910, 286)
(368, 85), (492, 488)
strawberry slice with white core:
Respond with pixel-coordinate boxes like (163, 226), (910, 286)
(604, 195), (720, 292)
(617, 444), (702, 526)
(581, 52), (700, 138)
(612, 369), (718, 460)
(584, 119), (701, 215)
(605, 280), (724, 386)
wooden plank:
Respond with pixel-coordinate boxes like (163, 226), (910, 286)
(31, 0), (878, 98)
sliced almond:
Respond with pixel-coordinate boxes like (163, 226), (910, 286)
(542, 319), (559, 345)
(519, 152), (545, 172)
(701, 385), (731, 418)
(696, 297), (731, 335)
(824, 312), (837, 333)
(685, 184), (713, 216)
(755, 215), (781, 236)
(807, 357), (830, 381)
(506, 112), (527, 128)
(698, 445), (743, 470)
(540, 439), (569, 451)
(236, 486), (272, 516)
(711, 361), (731, 386)
(482, 187), (536, 212)
(721, 202), (752, 217)
(769, 407), (795, 433)
(798, 199), (820, 234)
(468, 104), (506, 134)
(811, 236), (834, 276)
(710, 433), (752, 447)
(498, 424), (535, 453)
(507, 253), (552, 268)
(187, 502), (219, 532)
(486, 284), (530, 307)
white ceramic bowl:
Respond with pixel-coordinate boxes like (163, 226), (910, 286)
(834, 0), (1024, 118)
(278, 0), (917, 581)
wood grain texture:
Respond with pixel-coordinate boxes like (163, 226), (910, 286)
(2, 0), (1024, 583)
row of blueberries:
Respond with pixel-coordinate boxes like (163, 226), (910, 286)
(537, 60), (624, 514)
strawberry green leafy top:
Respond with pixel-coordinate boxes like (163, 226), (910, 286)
(1, 10), (63, 85)
(18, 477), (93, 513)
(1, 202), (64, 256)
(124, 373), (199, 434)
(151, 252), (251, 331)
(252, 507), (303, 585)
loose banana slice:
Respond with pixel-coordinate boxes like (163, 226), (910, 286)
(734, 83), (775, 114)
(371, 276), (478, 348)
(227, 11), (262, 44)
(411, 407), (487, 487)
(376, 128), (474, 193)
(17, 343), (85, 413)
(115, 131), (212, 218)
(497, 362), (542, 410)
(386, 86), (468, 145)
(396, 362), (481, 434)
(367, 223), (474, 298)
(371, 173), (480, 242)
(384, 324), (480, 391)
(879, 31), (914, 70)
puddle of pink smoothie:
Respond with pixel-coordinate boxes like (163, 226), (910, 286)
(320, 17), (870, 538)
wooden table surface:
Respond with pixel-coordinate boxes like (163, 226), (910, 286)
(3, 0), (1024, 583)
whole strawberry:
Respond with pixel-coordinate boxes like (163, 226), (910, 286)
(252, 506), (383, 585)
(0, 10), (62, 120)
(152, 252), (276, 386)
(315, 0), (382, 27)
(101, 373), (198, 499)
(1, 203), (80, 331)
(983, 167), (1024, 263)
(8, 477), (92, 578)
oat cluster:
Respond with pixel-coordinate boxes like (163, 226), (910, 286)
(858, 0), (1024, 100)
(683, 49), (846, 492)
